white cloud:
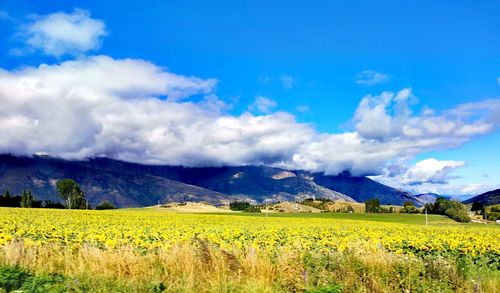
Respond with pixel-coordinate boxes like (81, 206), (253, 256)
(249, 96), (278, 114)
(355, 70), (390, 86)
(353, 89), (495, 141)
(0, 56), (499, 189)
(370, 159), (500, 197)
(279, 75), (294, 90)
(22, 9), (107, 57)
(375, 158), (465, 186)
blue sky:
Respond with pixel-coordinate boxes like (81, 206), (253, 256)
(1, 1), (499, 196)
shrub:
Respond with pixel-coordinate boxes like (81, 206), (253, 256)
(402, 201), (420, 214)
(95, 200), (116, 210)
(486, 212), (500, 221)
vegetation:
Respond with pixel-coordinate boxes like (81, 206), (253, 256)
(402, 201), (420, 214)
(20, 190), (34, 208)
(484, 206), (500, 221)
(364, 198), (399, 213)
(229, 201), (260, 212)
(471, 201), (485, 212)
(0, 208), (498, 292)
(56, 179), (87, 209)
(364, 198), (381, 213)
(425, 197), (471, 222)
(95, 200), (116, 210)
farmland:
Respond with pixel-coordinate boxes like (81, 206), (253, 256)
(0, 207), (499, 292)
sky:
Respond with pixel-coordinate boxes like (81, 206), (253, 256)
(1, 1), (500, 197)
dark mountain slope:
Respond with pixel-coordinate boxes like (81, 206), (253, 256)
(0, 155), (226, 207)
(463, 189), (500, 206)
(0, 155), (420, 207)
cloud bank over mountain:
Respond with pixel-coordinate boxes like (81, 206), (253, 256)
(1, 9), (499, 195)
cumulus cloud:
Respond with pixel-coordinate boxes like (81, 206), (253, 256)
(368, 159), (497, 196)
(249, 96), (278, 114)
(376, 158), (465, 185)
(355, 70), (390, 86)
(353, 89), (495, 142)
(0, 56), (499, 185)
(21, 9), (107, 57)
(279, 75), (294, 90)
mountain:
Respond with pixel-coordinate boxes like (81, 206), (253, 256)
(463, 189), (500, 206)
(414, 193), (441, 205)
(0, 155), (228, 207)
(312, 171), (420, 206)
(0, 154), (419, 208)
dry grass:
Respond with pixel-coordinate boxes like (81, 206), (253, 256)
(1, 240), (497, 292)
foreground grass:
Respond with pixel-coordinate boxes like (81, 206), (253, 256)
(0, 208), (498, 292)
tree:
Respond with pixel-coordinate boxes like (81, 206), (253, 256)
(95, 200), (116, 210)
(402, 201), (419, 214)
(365, 198), (381, 213)
(20, 190), (34, 208)
(471, 201), (484, 212)
(56, 179), (86, 209)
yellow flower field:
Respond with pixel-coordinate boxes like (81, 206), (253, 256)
(0, 207), (499, 292)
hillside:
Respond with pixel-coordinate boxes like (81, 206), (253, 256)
(463, 189), (500, 206)
(0, 155), (420, 208)
(312, 171), (419, 206)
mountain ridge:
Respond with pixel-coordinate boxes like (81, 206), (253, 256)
(463, 189), (500, 206)
(0, 154), (420, 207)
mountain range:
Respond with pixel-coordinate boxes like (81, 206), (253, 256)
(463, 189), (500, 206)
(0, 154), (431, 208)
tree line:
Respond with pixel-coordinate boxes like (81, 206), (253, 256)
(0, 179), (115, 210)
(365, 196), (472, 222)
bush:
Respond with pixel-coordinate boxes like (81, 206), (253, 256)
(445, 208), (471, 223)
(229, 201), (252, 211)
(402, 201), (420, 214)
(486, 212), (500, 221)
(95, 200), (116, 210)
(0, 266), (66, 293)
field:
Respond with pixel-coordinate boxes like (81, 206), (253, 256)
(0, 208), (499, 292)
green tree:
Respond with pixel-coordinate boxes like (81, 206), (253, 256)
(402, 201), (419, 214)
(229, 201), (252, 211)
(20, 190), (34, 208)
(56, 179), (86, 209)
(470, 201), (484, 212)
(365, 198), (381, 213)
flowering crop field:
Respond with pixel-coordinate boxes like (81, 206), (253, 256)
(0, 207), (499, 292)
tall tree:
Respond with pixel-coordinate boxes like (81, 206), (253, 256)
(20, 190), (34, 208)
(56, 179), (86, 209)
